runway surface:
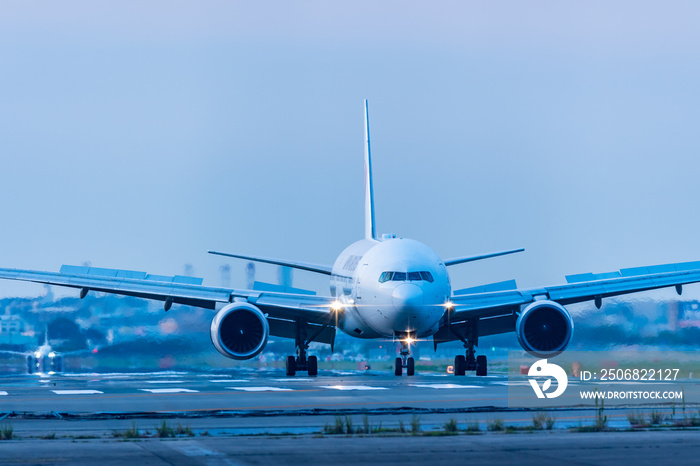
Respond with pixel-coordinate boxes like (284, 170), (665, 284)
(0, 369), (515, 414)
(2, 429), (700, 465)
(1, 369), (688, 432)
(2, 370), (700, 464)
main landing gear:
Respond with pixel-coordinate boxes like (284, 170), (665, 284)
(394, 338), (415, 376)
(286, 352), (317, 377)
(452, 321), (487, 376)
(454, 348), (487, 377)
(285, 319), (321, 377)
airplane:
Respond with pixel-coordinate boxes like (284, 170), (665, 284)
(1, 100), (700, 377)
(0, 329), (97, 374)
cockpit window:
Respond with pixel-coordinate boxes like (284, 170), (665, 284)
(379, 271), (435, 283)
(408, 272), (422, 281)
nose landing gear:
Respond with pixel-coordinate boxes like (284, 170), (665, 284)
(394, 338), (415, 376)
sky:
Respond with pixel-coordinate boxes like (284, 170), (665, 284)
(1, 1), (700, 301)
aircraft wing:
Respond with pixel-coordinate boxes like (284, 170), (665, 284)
(207, 250), (332, 275)
(443, 248), (525, 266)
(0, 350), (28, 357)
(449, 260), (700, 326)
(0, 265), (334, 324)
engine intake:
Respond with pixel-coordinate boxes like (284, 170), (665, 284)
(210, 303), (269, 360)
(516, 300), (573, 357)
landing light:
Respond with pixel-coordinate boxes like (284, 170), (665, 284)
(404, 336), (415, 345)
(331, 301), (343, 312)
(444, 301), (454, 310)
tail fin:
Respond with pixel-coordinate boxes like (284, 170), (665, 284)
(364, 99), (377, 240)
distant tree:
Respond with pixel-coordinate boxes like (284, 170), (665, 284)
(48, 317), (86, 351)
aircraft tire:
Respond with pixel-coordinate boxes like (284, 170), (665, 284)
(407, 357), (415, 376)
(454, 355), (466, 376)
(394, 357), (402, 376)
(307, 355), (318, 376)
(286, 356), (296, 376)
(476, 355), (487, 376)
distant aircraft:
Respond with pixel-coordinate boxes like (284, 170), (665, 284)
(0, 329), (96, 374)
(1, 100), (700, 377)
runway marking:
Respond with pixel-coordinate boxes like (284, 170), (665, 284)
(410, 384), (481, 389)
(52, 390), (103, 395)
(0, 391), (8, 396)
(319, 385), (388, 391)
(144, 380), (186, 384)
(139, 388), (199, 394)
(228, 386), (294, 392)
(271, 378), (316, 382)
(209, 379), (249, 383)
(40, 379), (51, 383)
(167, 440), (225, 458)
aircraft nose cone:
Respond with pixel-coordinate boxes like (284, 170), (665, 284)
(392, 283), (424, 311)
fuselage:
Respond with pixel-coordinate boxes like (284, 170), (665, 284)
(33, 344), (55, 359)
(330, 237), (451, 339)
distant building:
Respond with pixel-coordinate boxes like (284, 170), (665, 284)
(0, 308), (34, 346)
(1, 308), (21, 335)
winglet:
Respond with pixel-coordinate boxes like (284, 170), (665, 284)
(364, 99), (376, 240)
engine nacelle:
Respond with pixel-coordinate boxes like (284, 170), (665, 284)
(210, 302), (269, 360)
(516, 300), (574, 357)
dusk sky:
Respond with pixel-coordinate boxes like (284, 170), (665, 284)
(2, 2), (700, 303)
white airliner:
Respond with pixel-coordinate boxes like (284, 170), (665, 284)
(0, 330), (96, 374)
(2, 100), (700, 377)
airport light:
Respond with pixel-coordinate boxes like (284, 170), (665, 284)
(34, 351), (41, 358)
(48, 352), (56, 359)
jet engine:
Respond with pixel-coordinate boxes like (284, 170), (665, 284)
(515, 300), (573, 356)
(210, 302), (269, 360)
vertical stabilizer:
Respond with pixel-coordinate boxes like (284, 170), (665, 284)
(364, 99), (377, 240)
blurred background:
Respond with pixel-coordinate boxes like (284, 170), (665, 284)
(2, 1), (700, 372)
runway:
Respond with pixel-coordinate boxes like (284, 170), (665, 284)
(3, 370), (700, 464)
(0, 369), (686, 432)
(4, 431), (700, 465)
(0, 369), (515, 415)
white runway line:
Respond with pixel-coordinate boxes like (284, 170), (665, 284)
(52, 390), (103, 395)
(492, 381), (546, 386)
(139, 388), (199, 394)
(168, 441), (225, 458)
(228, 386), (293, 392)
(209, 379), (249, 383)
(410, 384), (481, 389)
(144, 380), (186, 384)
(0, 391), (8, 396)
(320, 385), (388, 391)
(271, 378), (315, 382)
